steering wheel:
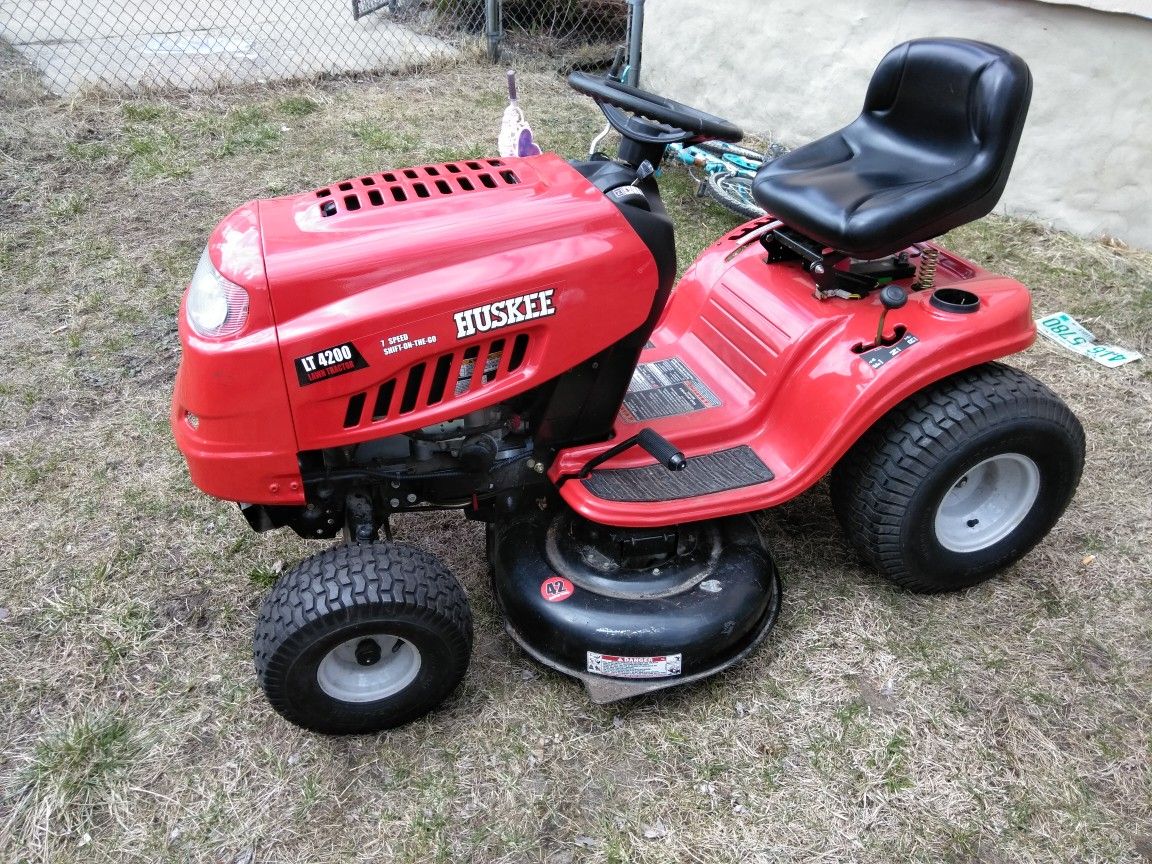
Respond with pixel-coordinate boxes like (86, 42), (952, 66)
(567, 71), (744, 146)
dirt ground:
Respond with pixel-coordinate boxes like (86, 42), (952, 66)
(1, 43), (1150, 864)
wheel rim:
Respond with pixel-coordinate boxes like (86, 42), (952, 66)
(718, 174), (754, 203)
(933, 453), (1041, 553)
(317, 634), (421, 703)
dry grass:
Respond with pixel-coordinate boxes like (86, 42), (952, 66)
(1, 43), (1150, 864)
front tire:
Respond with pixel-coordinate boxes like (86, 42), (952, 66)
(704, 172), (765, 220)
(254, 542), (472, 734)
(831, 363), (1085, 592)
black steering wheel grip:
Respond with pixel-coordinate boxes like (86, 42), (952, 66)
(567, 71), (743, 145)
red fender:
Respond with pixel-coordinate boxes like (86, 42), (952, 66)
(552, 226), (1036, 527)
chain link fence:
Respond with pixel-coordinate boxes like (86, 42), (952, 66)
(0, 0), (631, 95)
(497, 0), (629, 68)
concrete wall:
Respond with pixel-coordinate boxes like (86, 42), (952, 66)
(642, 0), (1152, 248)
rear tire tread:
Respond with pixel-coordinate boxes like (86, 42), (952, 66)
(831, 362), (1084, 592)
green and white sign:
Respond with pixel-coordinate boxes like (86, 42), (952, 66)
(1035, 312), (1143, 368)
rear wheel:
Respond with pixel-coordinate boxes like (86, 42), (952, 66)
(831, 363), (1084, 592)
(254, 542), (472, 734)
(704, 172), (764, 220)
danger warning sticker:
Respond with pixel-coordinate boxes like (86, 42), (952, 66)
(586, 652), (682, 679)
(619, 358), (720, 423)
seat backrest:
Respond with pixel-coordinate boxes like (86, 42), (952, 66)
(860, 38), (1032, 167)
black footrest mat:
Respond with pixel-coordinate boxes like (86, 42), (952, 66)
(583, 445), (774, 503)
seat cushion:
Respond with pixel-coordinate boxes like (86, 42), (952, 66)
(752, 39), (1032, 260)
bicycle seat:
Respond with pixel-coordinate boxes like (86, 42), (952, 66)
(751, 38), (1032, 260)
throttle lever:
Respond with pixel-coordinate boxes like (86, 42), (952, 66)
(632, 160), (656, 186)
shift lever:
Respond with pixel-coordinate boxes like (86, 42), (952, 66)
(633, 160), (656, 185)
(875, 284), (907, 345)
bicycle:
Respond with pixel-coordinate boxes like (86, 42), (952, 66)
(666, 139), (788, 220)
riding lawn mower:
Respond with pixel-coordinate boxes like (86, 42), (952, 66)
(172, 39), (1085, 733)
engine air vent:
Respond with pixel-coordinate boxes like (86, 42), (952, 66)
(317, 159), (520, 218)
(341, 333), (532, 429)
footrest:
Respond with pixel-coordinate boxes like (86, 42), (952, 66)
(582, 445), (774, 502)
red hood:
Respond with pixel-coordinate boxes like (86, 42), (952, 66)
(223, 152), (661, 452)
(254, 153), (622, 332)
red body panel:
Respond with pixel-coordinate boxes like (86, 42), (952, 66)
(552, 223), (1036, 526)
(173, 156), (1037, 522)
(171, 203), (304, 504)
(260, 153), (657, 453)
(172, 154), (659, 503)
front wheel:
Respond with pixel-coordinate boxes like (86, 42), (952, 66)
(254, 542), (472, 734)
(704, 171), (765, 220)
(831, 363), (1085, 593)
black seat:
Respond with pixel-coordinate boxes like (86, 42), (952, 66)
(752, 39), (1032, 260)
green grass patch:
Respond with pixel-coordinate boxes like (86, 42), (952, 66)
(8, 713), (142, 842)
(121, 103), (169, 122)
(350, 121), (418, 154)
(277, 96), (320, 117)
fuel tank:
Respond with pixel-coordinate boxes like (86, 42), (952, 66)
(172, 153), (660, 504)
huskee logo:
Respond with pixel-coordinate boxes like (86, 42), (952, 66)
(454, 289), (555, 339)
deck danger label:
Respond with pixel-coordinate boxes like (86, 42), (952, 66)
(620, 357), (721, 422)
(294, 342), (368, 386)
(587, 652), (682, 679)
(454, 289), (555, 339)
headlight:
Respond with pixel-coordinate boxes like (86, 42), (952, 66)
(186, 248), (249, 337)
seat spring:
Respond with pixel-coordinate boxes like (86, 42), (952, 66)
(916, 247), (940, 291)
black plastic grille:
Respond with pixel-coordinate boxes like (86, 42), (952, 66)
(317, 160), (520, 218)
(342, 333), (531, 429)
